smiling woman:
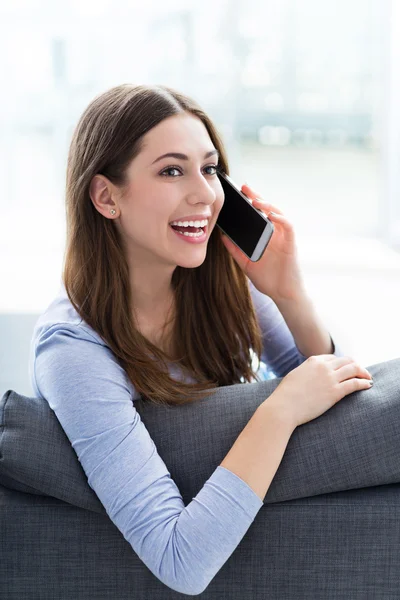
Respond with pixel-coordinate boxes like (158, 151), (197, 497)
(89, 111), (225, 305)
(58, 83), (265, 406)
(29, 82), (352, 595)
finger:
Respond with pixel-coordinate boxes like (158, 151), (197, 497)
(336, 363), (373, 382)
(267, 212), (296, 244)
(339, 377), (374, 396)
(242, 183), (262, 200)
(329, 356), (363, 369)
(252, 197), (284, 216)
(241, 184), (284, 216)
(329, 356), (355, 367)
(330, 356), (373, 379)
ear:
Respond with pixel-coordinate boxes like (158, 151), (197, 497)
(89, 175), (118, 218)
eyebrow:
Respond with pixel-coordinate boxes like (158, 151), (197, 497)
(151, 149), (219, 165)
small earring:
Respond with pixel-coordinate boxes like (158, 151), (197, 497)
(110, 209), (116, 216)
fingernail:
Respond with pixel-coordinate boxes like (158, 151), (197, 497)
(369, 380), (374, 386)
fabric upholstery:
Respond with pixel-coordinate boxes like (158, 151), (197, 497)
(2, 356), (400, 598)
(1, 358), (400, 510)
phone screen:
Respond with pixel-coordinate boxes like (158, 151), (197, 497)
(216, 172), (271, 258)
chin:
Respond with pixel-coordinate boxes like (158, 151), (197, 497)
(175, 251), (207, 269)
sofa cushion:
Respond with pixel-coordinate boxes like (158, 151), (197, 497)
(2, 480), (400, 600)
(1, 357), (400, 512)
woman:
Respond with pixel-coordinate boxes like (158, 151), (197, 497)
(29, 84), (373, 595)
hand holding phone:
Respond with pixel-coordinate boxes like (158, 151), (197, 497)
(217, 172), (306, 302)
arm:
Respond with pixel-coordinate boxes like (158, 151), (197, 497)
(248, 279), (343, 378)
(220, 400), (295, 501)
(33, 323), (293, 596)
(273, 292), (334, 357)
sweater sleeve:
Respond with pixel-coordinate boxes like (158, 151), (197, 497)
(249, 279), (344, 378)
(32, 324), (263, 596)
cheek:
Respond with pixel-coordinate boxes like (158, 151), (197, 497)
(214, 189), (225, 214)
(127, 182), (173, 227)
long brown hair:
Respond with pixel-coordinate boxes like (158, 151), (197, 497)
(63, 83), (264, 406)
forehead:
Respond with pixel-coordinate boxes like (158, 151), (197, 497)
(140, 113), (213, 156)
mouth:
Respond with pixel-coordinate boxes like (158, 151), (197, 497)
(169, 223), (208, 236)
(169, 219), (210, 237)
(169, 220), (210, 244)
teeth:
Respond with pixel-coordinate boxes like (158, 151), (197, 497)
(170, 219), (208, 228)
(176, 230), (204, 237)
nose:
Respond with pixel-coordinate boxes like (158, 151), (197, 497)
(187, 171), (218, 206)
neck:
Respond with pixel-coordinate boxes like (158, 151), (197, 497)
(128, 265), (175, 316)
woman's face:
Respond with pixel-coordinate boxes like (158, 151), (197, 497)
(114, 112), (224, 270)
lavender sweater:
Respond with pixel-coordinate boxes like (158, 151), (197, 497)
(29, 278), (342, 595)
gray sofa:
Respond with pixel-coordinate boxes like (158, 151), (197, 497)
(1, 357), (400, 599)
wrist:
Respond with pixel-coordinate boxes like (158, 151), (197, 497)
(258, 395), (297, 434)
(273, 288), (310, 308)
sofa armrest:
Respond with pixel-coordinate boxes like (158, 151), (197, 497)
(1, 357), (400, 511)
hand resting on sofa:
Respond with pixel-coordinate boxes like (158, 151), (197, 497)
(1, 357), (400, 513)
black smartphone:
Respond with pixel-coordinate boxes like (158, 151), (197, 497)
(216, 171), (274, 262)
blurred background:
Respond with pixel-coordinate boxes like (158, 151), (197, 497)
(1, 0), (400, 396)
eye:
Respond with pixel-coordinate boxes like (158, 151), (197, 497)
(160, 166), (182, 177)
(159, 164), (219, 178)
(203, 164), (218, 175)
